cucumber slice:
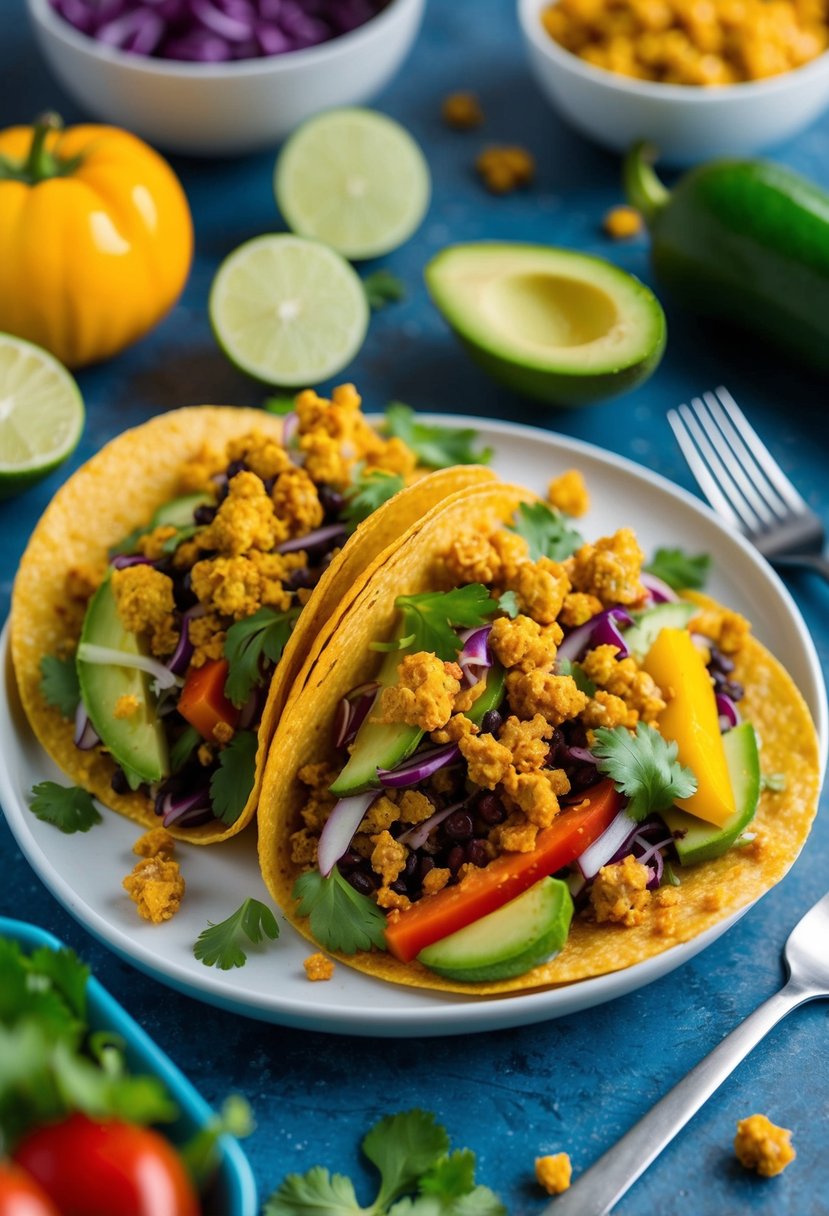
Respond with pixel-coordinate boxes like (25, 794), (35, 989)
(77, 579), (169, 789)
(664, 722), (761, 865)
(417, 877), (573, 983)
(623, 600), (696, 662)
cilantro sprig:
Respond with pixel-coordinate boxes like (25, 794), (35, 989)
(0, 938), (175, 1145)
(343, 469), (406, 531)
(395, 585), (499, 661)
(209, 729), (258, 826)
(384, 404), (493, 469)
(29, 782), (102, 834)
(39, 654), (81, 719)
(193, 897), (279, 970)
(510, 501), (583, 562)
(264, 1109), (505, 1216)
(363, 269), (407, 311)
(592, 722), (697, 821)
(644, 547), (711, 591)
(292, 866), (387, 955)
(224, 606), (300, 708)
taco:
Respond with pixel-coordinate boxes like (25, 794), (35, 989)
(258, 482), (821, 993)
(10, 386), (495, 844)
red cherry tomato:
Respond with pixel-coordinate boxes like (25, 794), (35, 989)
(0, 1161), (60, 1216)
(13, 1114), (200, 1216)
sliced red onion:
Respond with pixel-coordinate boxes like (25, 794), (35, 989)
(398, 799), (465, 850)
(191, 0), (253, 40)
(458, 625), (492, 686)
(645, 855), (662, 890)
(641, 573), (678, 604)
(565, 745), (596, 765)
(318, 792), (379, 877)
(276, 522), (346, 556)
(110, 554), (155, 570)
(73, 702), (101, 750)
(556, 607), (634, 666)
(576, 808), (640, 880)
(97, 8), (165, 53)
(281, 410), (299, 448)
(717, 693), (741, 731)
(238, 686), (265, 731)
(78, 643), (182, 692)
(377, 744), (460, 789)
(333, 686), (378, 749)
(160, 788), (213, 827)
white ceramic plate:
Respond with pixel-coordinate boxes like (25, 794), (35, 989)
(2, 418), (826, 1037)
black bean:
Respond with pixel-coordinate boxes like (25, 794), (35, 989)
(337, 849), (363, 873)
(346, 870), (376, 896)
(390, 879), (408, 895)
(476, 792), (506, 825)
(193, 504), (217, 526)
(708, 647), (735, 675)
(287, 565), (321, 590)
(465, 839), (489, 868)
(446, 845), (466, 874)
(111, 768), (131, 795)
(481, 709), (503, 735)
(444, 810), (474, 841)
(318, 484), (346, 519)
(403, 853), (419, 881)
(718, 679), (744, 702)
(417, 856), (435, 883)
(226, 459), (248, 480)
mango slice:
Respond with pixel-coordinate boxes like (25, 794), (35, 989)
(642, 627), (735, 827)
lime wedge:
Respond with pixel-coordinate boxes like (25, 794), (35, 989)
(0, 333), (84, 500)
(209, 234), (369, 386)
(274, 108), (431, 260)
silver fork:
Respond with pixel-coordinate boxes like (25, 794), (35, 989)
(667, 386), (829, 582)
(544, 892), (829, 1216)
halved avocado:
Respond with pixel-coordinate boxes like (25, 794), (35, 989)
(425, 243), (666, 407)
(416, 877), (574, 983)
(664, 722), (761, 865)
(77, 579), (170, 790)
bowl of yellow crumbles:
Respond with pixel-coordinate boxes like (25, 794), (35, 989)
(517, 0), (829, 162)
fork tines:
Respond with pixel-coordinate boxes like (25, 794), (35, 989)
(667, 386), (810, 537)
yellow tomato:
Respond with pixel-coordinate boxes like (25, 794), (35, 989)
(0, 115), (193, 368)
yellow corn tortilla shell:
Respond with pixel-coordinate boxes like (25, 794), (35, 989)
(258, 498), (821, 993)
(11, 405), (495, 844)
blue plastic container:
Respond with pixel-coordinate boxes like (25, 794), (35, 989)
(0, 916), (258, 1216)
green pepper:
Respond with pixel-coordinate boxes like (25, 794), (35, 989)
(624, 142), (829, 371)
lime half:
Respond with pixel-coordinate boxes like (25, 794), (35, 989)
(0, 334), (85, 500)
(209, 234), (369, 387)
(274, 108), (431, 260)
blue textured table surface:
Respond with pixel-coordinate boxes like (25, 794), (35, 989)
(2, 2), (829, 1212)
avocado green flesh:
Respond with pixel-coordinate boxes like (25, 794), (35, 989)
(664, 722), (760, 865)
(153, 492), (212, 529)
(425, 243), (666, 406)
(76, 579), (170, 788)
(330, 660), (506, 797)
(417, 877), (574, 983)
(623, 601), (697, 663)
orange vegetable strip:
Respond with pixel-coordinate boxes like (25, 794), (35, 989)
(177, 658), (239, 742)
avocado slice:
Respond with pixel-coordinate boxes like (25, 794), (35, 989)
(330, 660), (506, 798)
(664, 722), (761, 865)
(424, 243), (666, 407)
(110, 492), (211, 556)
(76, 579), (170, 789)
(623, 600), (697, 663)
(417, 877), (574, 982)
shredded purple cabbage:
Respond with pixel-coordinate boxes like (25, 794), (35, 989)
(49, 0), (389, 61)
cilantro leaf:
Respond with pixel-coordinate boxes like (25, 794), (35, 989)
(292, 867), (387, 955)
(264, 395), (298, 416)
(29, 782), (102, 834)
(366, 1110), (450, 1211)
(419, 1150), (476, 1202)
(170, 725), (201, 774)
(264, 1166), (364, 1215)
(644, 547), (711, 591)
(384, 404), (493, 469)
(193, 897), (279, 970)
(209, 730), (258, 826)
(395, 586), (499, 661)
(363, 269), (407, 311)
(224, 606), (300, 708)
(343, 469), (406, 532)
(497, 591), (519, 619)
(161, 524), (202, 554)
(592, 722), (697, 821)
(510, 501), (583, 562)
(39, 654), (81, 719)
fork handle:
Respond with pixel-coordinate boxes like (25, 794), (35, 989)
(544, 978), (816, 1216)
(772, 553), (829, 582)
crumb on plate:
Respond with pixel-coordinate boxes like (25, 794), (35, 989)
(304, 952), (335, 981)
(535, 1152), (572, 1194)
(734, 1114), (796, 1177)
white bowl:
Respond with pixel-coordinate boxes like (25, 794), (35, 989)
(518, 0), (829, 163)
(26, 0), (425, 157)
